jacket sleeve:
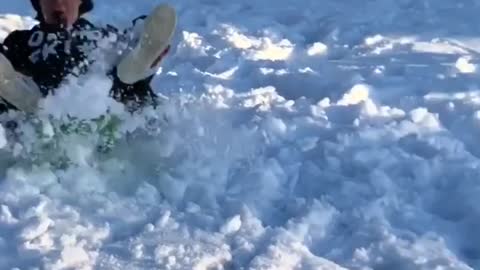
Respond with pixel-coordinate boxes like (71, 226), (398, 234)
(1, 31), (33, 77)
(0, 35), (17, 112)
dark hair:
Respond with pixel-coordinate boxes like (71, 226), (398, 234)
(30, 0), (94, 21)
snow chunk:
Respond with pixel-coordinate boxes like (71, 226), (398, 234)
(40, 74), (124, 120)
(413, 42), (469, 55)
(297, 137), (319, 152)
(317, 98), (331, 108)
(0, 205), (18, 225)
(145, 223), (156, 232)
(307, 42), (328, 56)
(179, 31), (212, 56)
(373, 65), (385, 75)
(242, 86), (284, 110)
(409, 108), (441, 129)
(360, 100), (405, 119)
(225, 28), (258, 49)
(55, 246), (90, 269)
(473, 110), (480, 122)
(154, 238), (232, 270)
(264, 117), (288, 135)
(250, 237), (346, 270)
(365, 35), (384, 46)
(132, 244), (145, 259)
(20, 216), (53, 241)
(410, 108), (430, 123)
(221, 215), (242, 235)
(455, 56), (476, 73)
(59, 167), (106, 194)
(0, 124), (7, 149)
(156, 211), (171, 228)
(230, 34), (255, 49)
(183, 31), (206, 50)
(251, 38), (294, 61)
(40, 118), (55, 138)
(338, 84), (371, 106)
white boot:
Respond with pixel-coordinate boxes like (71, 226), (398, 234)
(117, 4), (177, 84)
(0, 53), (42, 113)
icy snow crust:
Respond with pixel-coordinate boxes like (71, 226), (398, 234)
(1, 0), (480, 269)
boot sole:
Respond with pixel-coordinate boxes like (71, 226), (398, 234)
(117, 4), (177, 84)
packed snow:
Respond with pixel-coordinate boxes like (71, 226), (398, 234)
(1, 0), (480, 269)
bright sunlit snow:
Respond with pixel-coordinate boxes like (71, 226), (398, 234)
(1, 0), (480, 269)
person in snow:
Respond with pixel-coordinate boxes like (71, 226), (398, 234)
(0, 0), (174, 113)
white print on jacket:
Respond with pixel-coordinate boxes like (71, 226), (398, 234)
(27, 29), (104, 63)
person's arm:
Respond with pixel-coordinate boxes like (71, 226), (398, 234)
(0, 31), (42, 112)
(0, 41), (18, 112)
(1, 30), (33, 77)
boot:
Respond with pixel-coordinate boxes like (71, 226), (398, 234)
(116, 4), (177, 84)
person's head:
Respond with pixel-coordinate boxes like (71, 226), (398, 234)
(31, 0), (94, 28)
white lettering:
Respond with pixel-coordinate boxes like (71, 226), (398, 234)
(78, 30), (102, 41)
(46, 33), (58, 41)
(42, 41), (60, 60)
(64, 40), (72, 55)
(29, 49), (41, 63)
(78, 42), (96, 54)
(28, 31), (44, 47)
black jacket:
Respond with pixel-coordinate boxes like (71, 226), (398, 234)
(0, 17), (156, 112)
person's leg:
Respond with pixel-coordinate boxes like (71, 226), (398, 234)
(0, 54), (42, 113)
(116, 4), (176, 84)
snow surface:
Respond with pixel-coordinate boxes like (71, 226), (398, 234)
(1, 0), (480, 269)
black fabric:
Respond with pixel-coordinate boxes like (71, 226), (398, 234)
(30, 0), (94, 21)
(0, 17), (157, 113)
